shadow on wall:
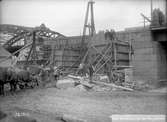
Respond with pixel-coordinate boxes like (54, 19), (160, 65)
(157, 41), (167, 86)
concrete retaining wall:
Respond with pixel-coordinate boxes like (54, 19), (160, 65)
(117, 27), (167, 83)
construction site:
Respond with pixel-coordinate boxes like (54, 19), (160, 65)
(0, 0), (167, 122)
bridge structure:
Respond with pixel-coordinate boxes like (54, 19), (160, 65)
(150, 26), (167, 42)
(0, 24), (68, 67)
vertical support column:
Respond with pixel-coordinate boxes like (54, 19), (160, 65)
(90, 0), (95, 36)
(166, 0), (167, 23)
(32, 31), (37, 65)
(50, 43), (55, 67)
(82, 1), (90, 43)
(53, 45), (56, 66)
(82, 0), (95, 43)
(25, 31), (36, 67)
(151, 0), (153, 22)
(114, 42), (117, 67)
(129, 39), (132, 66)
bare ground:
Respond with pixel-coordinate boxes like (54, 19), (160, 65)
(0, 87), (167, 122)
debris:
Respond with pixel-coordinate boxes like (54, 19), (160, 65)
(75, 84), (88, 91)
(92, 85), (112, 92)
(79, 80), (94, 89)
(66, 85), (88, 92)
(99, 75), (108, 80)
(67, 74), (134, 91)
(68, 74), (82, 80)
(68, 74), (93, 88)
(0, 110), (7, 120)
(124, 68), (133, 83)
(57, 78), (77, 89)
(99, 75), (109, 82)
(92, 80), (133, 91)
(132, 80), (151, 90)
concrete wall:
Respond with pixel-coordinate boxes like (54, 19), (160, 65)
(117, 27), (167, 83)
(156, 42), (167, 81)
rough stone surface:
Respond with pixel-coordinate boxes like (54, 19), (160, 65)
(62, 114), (86, 122)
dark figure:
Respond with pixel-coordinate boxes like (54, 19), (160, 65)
(0, 67), (16, 95)
(17, 70), (38, 89)
(152, 8), (165, 26)
(88, 64), (94, 83)
(0, 67), (7, 95)
(77, 63), (87, 76)
(29, 74), (39, 88)
(53, 66), (59, 81)
(104, 29), (116, 41)
(7, 67), (18, 92)
(104, 62), (113, 83)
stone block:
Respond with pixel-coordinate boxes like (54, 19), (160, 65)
(57, 78), (76, 89)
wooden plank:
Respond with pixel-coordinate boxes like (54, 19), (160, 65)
(92, 80), (133, 91)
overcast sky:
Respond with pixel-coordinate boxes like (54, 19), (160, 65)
(0, 0), (166, 36)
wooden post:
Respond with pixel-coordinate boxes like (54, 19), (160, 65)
(25, 31), (36, 68)
(114, 42), (117, 66)
(129, 40), (132, 66)
(53, 45), (56, 66)
(50, 44), (55, 66)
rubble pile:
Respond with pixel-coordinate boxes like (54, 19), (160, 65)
(0, 110), (7, 120)
(53, 73), (134, 92)
(56, 78), (76, 89)
(25, 70), (153, 92)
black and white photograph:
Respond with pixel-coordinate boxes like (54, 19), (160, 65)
(0, 0), (166, 122)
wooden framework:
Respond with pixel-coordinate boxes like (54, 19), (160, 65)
(80, 36), (133, 75)
(0, 24), (67, 67)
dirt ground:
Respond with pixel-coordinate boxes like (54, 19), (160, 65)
(0, 87), (167, 122)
